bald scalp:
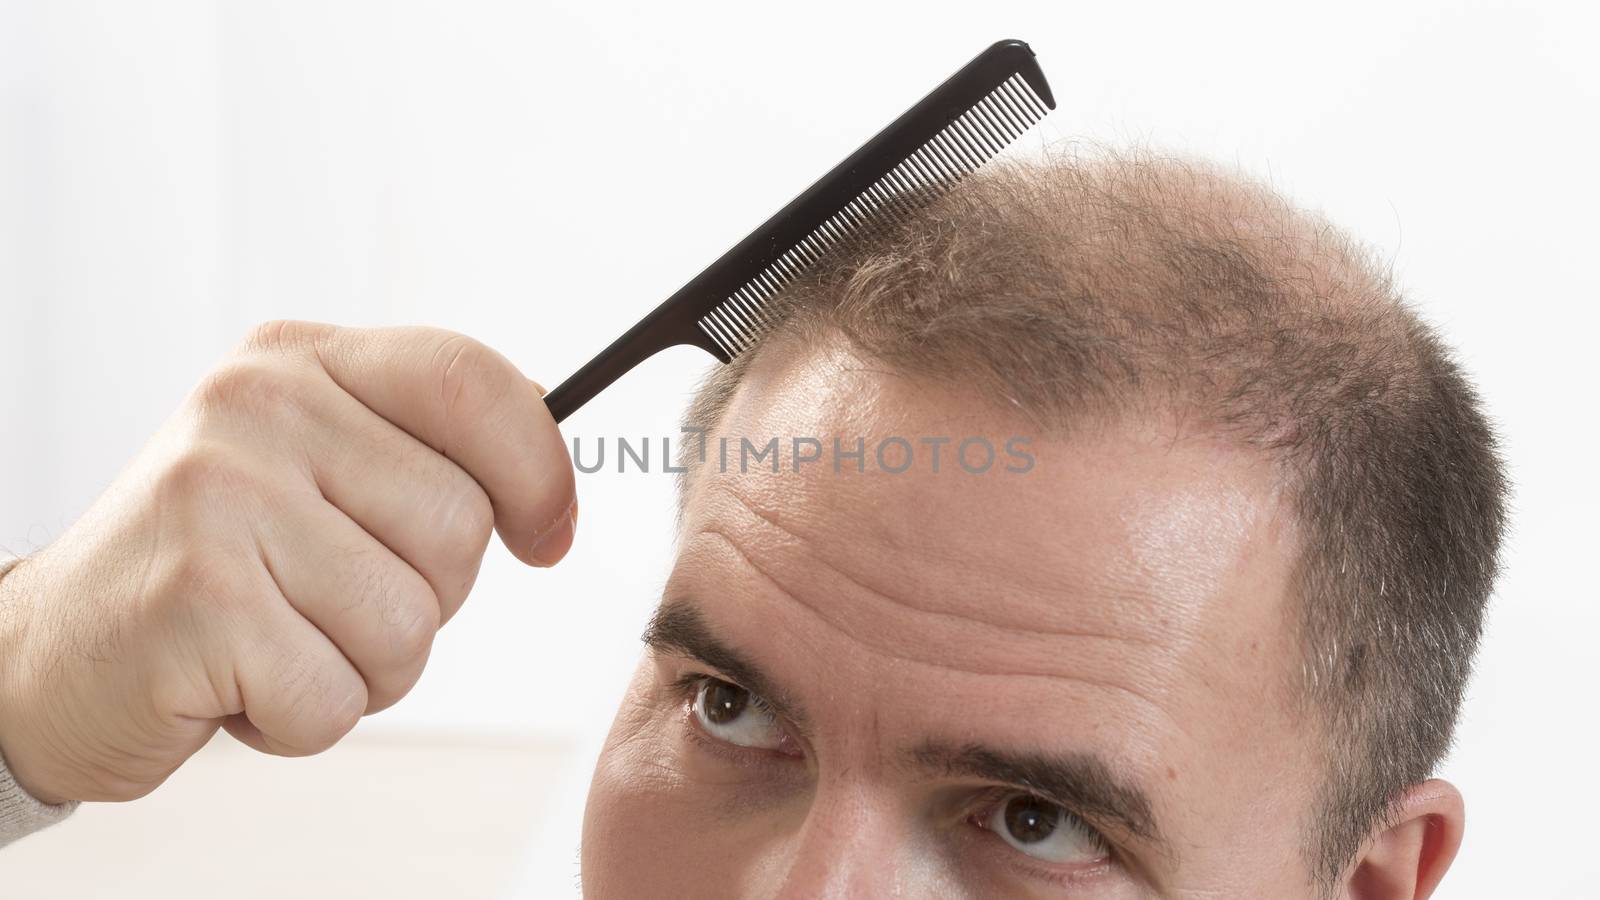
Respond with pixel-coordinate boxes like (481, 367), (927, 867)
(675, 147), (1508, 891)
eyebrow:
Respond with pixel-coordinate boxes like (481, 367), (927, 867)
(642, 601), (812, 733)
(909, 740), (1167, 853)
(642, 602), (1167, 856)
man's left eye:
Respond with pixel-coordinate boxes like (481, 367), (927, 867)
(691, 677), (786, 750)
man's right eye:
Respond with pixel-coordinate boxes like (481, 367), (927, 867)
(689, 677), (789, 752)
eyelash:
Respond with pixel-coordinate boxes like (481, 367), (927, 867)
(670, 672), (796, 768)
(668, 670), (1120, 885)
(963, 787), (1117, 885)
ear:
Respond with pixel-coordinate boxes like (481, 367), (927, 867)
(1344, 779), (1464, 900)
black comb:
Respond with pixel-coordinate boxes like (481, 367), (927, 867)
(543, 39), (1055, 423)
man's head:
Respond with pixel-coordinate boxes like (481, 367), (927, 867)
(581, 149), (1507, 897)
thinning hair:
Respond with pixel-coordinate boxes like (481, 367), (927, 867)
(678, 145), (1508, 890)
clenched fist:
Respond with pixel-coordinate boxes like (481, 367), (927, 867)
(0, 321), (576, 805)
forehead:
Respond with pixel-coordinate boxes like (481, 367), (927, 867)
(670, 340), (1312, 840)
(681, 338), (1299, 641)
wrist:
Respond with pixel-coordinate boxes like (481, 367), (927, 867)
(0, 556), (26, 702)
(0, 562), (77, 842)
(0, 556), (57, 805)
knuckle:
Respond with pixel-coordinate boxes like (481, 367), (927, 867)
(439, 485), (495, 564)
(153, 443), (258, 510)
(386, 585), (440, 667)
(347, 548), (439, 669)
(191, 360), (304, 425)
(433, 333), (516, 425)
(284, 663), (366, 753)
(410, 482), (493, 617)
(324, 684), (367, 743)
(362, 586), (437, 713)
(239, 319), (328, 357)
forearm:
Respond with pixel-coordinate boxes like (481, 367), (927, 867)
(0, 555), (77, 847)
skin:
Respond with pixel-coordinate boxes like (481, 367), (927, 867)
(0, 321), (576, 805)
(0, 318), (1459, 896)
(582, 338), (1462, 898)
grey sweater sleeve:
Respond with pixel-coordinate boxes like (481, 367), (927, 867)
(0, 752), (76, 848)
(0, 556), (78, 847)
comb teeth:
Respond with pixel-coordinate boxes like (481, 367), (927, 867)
(697, 71), (1051, 360)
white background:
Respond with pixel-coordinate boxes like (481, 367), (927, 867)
(1, 1), (1596, 897)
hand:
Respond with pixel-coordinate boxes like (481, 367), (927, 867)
(0, 321), (575, 804)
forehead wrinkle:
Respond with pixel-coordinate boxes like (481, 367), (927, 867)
(712, 480), (1167, 652)
(691, 524), (1198, 747)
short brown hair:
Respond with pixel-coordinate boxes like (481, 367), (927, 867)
(680, 146), (1508, 890)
